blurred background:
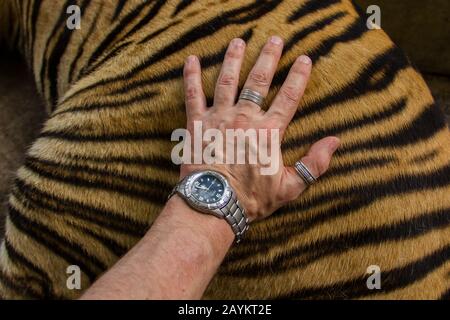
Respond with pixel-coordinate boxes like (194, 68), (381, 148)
(0, 0), (449, 236)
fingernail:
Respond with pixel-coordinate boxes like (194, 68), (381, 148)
(186, 55), (196, 65)
(298, 55), (312, 65)
(270, 35), (283, 45)
(232, 38), (245, 48)
(328, 137), (340, 153)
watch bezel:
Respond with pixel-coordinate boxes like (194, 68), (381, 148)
(184, 171), (232, 211)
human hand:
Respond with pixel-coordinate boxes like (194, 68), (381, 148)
(180, 36), (340, 222)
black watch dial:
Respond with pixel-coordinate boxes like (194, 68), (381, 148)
(192, 174), (225, 204)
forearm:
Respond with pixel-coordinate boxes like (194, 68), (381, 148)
(81, 195), (234, 300)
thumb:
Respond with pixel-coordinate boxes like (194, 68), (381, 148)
(280, 136), (340, 202)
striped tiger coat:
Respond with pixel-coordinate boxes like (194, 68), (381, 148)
(0, 0), (449, 299)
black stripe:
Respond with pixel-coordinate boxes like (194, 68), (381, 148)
(79, 0), (167, 78)
(340, 102), (447, 153)
(29, 0), (43, 61)
(271, 16), (369, 93)
(119, 0), (166, 44)
(17, 0), (26, 53)
(60, 153), (179, 171)
(87, 0), (150, 67)
(27, 156), (173, 190)
(276, 244), (450, 299)
(172, 0), (195, 17)
(113, 27), (254, 95)
(24, 0), (33, 60)
(282, 97), (409, 150)
(10, 19), (20, 52)
(80, 40), (132, 79)
(299, 162), (449, 235)
(68, 223), (129, 258)
(137, 19), (182, 45)
(288, 0), (340, 22)
(23, 158), (169, 205)
(440, 288), (450, 300)
(47, 0), (90, 108)
(112, 0), (127, 20)
(26, 156), (173, 199)
(13, 178), (149, 236)
(300, 45), (409, 120)
(7, 205), (106, 281)
(11, 186), (141, 241)
(52, 88), (158, 115)
(283, 11), (347, 54)
(285, 46), (408, 129)
(4, 239), (55, 298)
(326, 155), (396, 178)
(350, 0), (365, 16)
(68, 2), (104, 84)
(39, 0), (71, 104)
(0, 269), (42, 299)
(411, 149), (439, 164)
(39, 125), (172, 142)
(290, 163), (450, 216)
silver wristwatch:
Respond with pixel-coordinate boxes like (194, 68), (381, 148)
(168, 170), (249, 243)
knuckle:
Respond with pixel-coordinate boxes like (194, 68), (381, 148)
(280, 85), (299, 105)
(217, 73), (237, 86)
(261, 45), (277, 56)
(233, 109), (252, 124)
(185, 86), (198, 101)
(184, 65), (198, 77)
(249, 70), (270, 87)
(225, 48), (242, 60)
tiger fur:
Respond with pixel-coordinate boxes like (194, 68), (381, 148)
(0, 0), (449, 299)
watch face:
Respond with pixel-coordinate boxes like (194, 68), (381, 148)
(191, 174), (225, 204)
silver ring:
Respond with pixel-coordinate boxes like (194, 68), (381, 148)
(239, 88), (264, 107)
(294, 161), (317, 186)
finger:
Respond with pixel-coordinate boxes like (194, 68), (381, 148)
(183, 55), (207, 121)
(213, 38), (246, 109)
(279, 136), (340, 201)
(265, 55), (312, 133)
(238, 36), (284, 110)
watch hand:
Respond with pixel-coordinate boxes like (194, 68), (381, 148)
(206, 181), (214, 192)
(194, 182), (208, 190)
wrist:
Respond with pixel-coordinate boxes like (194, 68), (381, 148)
(160, 194), (234, 260)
